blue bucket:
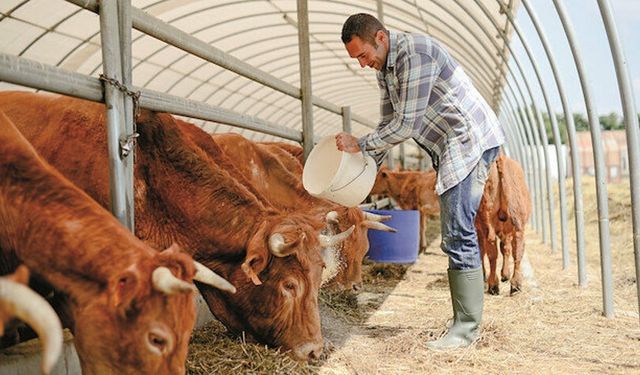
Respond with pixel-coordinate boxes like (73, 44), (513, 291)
(366, 209), (420, 264)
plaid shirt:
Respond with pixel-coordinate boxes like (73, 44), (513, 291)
(357, 31), (505, 195)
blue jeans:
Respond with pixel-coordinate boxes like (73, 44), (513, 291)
(439, 147), (500, 270)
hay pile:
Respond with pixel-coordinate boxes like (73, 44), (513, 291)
(187, 320), (319, 374)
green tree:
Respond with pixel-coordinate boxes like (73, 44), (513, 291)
(573, 113), (589, 132)
(599, 112), (623, 130)
(542, 112), (568, 144)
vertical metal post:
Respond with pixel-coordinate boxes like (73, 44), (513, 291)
(377, 1), (393, 170)
(505, 87), (537, 223)
(597, 0), (639, 320)
(496, 1), (557, 250)
(341, 106), (352, 134)
(552, 0), (610, 304)
(399, 143), (406, 170)
(521, 0), (580, 270)
(118, 0), (135, 231)
(501, 97), (526, 170)
(296, 0), (314, 159)
(376, 0), (384, 22)
(529, 104), (552, 246)
(99, 0), (128, 227)
(419, 149), (428, 171)
(521, 103), (544, 235)
(386, 151), (395, 170)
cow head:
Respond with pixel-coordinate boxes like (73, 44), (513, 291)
(324, 208), (396, 291)
(370, 166), (391, 195)
(71, 245), (202, 375)
(197, 212), (343, 362)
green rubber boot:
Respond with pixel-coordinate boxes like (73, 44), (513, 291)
(427, 268), (484, 349)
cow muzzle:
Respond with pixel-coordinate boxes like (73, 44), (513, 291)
(291, 340), (324, 362)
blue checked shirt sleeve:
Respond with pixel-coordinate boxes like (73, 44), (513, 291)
(358, 51), (438, 155)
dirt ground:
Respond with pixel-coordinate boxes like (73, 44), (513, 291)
(189, 176), (640, 374)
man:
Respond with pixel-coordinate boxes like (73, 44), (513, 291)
(336, 13), (504, 349)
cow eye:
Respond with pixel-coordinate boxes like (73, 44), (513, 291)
(146, 327), (174, 356)
(281, 279), (299, 298)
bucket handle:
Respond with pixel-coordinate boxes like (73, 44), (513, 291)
(329, 158), (370, 193)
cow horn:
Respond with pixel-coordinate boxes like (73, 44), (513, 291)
(192, 261), (236, 294)
(152, 267), (195, 295)
(325, 211), (339, 224)
(268, 233), (288, 257)
(318, 225), (355, 248)
(0, 278), (63, 375)
(363, 221), (397, 232)
(364, 212), (392, 222)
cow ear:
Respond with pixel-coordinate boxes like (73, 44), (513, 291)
(241, 221), (270, 285)
(109, 267), (141, 316)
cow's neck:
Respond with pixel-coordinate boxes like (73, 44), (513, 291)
(0, 154), (147, 295)
(134, 117), (275, 257)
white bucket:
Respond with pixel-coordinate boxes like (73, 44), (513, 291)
(302, 135), (377, 207)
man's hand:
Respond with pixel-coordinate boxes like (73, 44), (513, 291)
(335, 132), (361, 153)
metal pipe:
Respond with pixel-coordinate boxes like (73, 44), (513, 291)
(118, 0), (135, 231)
(0, 53), (103, 100)
(494, 0), (556, 249)
(504, 85), (536, 210)
(520, 0), (571, 261)
(597, 0), (639, 320)
(296, 0), (314, 159)
(552, 0), (608, 296)
(501, 99), (526, 171)
(99, 0), (129, 227)
(342, 106), (352, 134)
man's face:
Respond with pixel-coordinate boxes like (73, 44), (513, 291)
(345, 31), (387, 71)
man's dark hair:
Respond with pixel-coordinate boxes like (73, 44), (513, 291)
(341, 13), (386, 45)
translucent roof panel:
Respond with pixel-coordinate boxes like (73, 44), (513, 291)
(0, 0), (519, 144)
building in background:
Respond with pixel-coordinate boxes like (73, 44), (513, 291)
(575, 130), (628, 183)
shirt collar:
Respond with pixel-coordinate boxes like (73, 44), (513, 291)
(385, 30), (398, 70)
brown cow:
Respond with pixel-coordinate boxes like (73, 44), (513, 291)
(494, 155), (531, 294)
(210, 132), (395, 291)
(475, 154), (531, 295)
(370, 166), (439, 252)
(0, 91), (341, 361)
(0, 265), (63, 375)
(258, 141), (305, 166)
(0, 108), (232, 374)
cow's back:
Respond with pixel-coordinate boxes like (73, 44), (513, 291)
(0, 91), (111, 208)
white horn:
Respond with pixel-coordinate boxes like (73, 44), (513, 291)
(192, 261), (236, 294)
(325, 211), (339, 224)
(152, 267), (195, 295)
(0, 279), (63, 375)
(319, 225), (355, 248)
(363, 221), (397, 232)
(364, 212), (392, 222)
(268, 233), (288, 257)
